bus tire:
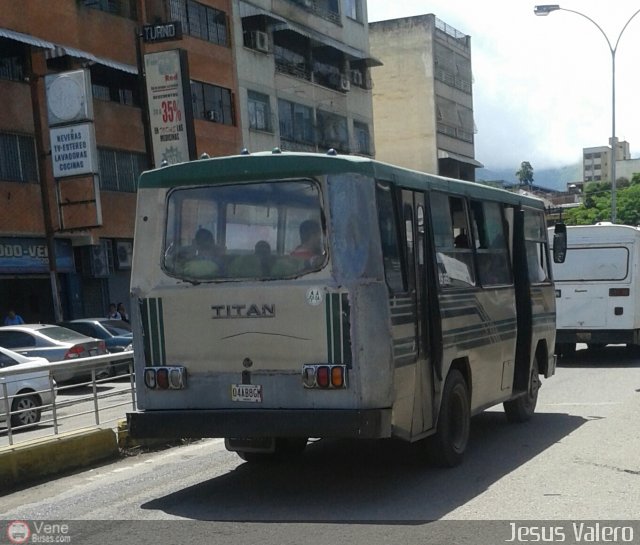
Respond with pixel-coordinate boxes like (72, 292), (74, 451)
(428, 369), (470, 468)
(504, 358), (540, 423)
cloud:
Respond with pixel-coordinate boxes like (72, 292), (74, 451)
(367, 1), (640, 170)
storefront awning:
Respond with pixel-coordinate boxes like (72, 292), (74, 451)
(438, 150), (484, 168)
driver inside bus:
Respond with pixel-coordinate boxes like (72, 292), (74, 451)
(291, 219), (323, 267)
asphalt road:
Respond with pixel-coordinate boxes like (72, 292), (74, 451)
(2, 345), (639, 545)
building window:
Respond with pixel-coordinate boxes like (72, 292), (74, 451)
(98, 148), (148, 192)
(90, 66), (140, 106)
(0, 132), (38, 183)
(169, 0), (228, 46)
(317, 110), (348, 152)
(344, 0), (362, 21)
(79, 0), (137, 19)
(248, 91), (272, 132)
(278, 99), (314, 144)
(353, 121), (370, 155)
(191, 81), (234, 125)
(0, 39), (27, 82)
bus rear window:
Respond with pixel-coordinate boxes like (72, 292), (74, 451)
(163, 180), (325, 281)
(554, 247), (629, 281)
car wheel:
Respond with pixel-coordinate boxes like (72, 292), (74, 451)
(11, 394), (42, 428)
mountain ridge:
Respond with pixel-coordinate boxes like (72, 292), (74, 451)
(476, 163), (582, 191)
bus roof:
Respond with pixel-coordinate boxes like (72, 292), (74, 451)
(551, 223), (640, 244)
(138, 151), (545, 209)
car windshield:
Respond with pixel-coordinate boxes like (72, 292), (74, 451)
(40, 326), (91, 342)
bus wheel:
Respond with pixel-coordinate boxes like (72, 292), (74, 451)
(428, 369), (470, 467)
(504, 359), (540, 423)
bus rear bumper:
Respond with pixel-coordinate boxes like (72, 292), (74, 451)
(556, 329), (640, 345)
(127, 408), (393, 440)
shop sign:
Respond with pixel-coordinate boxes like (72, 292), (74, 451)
(50, 123), (98, 178)
(0, 238), (75, 274)
(144, 49), (192, 166)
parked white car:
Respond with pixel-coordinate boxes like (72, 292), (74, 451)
(0, 346), (56, 428)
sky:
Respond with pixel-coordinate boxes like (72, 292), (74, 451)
(367, 0), (640, 171)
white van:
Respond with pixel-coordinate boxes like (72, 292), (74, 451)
(550, 222), (640, 355)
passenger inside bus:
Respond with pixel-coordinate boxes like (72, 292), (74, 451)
(182, 228), (223, 278)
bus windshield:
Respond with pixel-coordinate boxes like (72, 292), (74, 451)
(163, 179), (325, 281)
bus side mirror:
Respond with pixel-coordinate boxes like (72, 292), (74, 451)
(553, 223), (567, 263)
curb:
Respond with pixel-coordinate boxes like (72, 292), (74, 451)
(0, 427), (119, 492)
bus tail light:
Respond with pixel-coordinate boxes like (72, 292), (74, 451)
(609, 288), (630, 296)
(143, 366), (187, 390)
(302, 364), (347, 389)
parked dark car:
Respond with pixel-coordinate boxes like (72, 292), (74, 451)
(0, 324), (109, 382)
(58, 319), (133, 376)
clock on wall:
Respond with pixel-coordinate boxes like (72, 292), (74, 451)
(45, 69), (93, 126)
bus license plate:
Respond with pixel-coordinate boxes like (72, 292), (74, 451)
(231, 384), (262, 403)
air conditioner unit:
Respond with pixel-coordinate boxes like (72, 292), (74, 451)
(207, 110), (221, 122)
(340, 76), (350, 92)
(351, 70), (363, 86)
(253, 30), (269, 53)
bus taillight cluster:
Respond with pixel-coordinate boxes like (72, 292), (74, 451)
(302, 364), (347, 389)
(144, 366), (187, 390)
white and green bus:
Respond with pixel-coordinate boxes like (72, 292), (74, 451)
(127, 150), (566, 466)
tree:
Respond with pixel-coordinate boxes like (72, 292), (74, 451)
(516, 161), (534, 188)
(563, 172), (640, 226)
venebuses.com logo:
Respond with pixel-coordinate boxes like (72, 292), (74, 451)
(5, 520), (71, 544)
(6, 521), (30, 545)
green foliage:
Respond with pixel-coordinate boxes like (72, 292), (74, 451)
(563, 175), (640, 225)
(516, 161), (534, 186)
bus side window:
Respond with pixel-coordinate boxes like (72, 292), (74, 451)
(430, 192), (475, 288)
(376, 183), (406, 293)
(524, 210), (550, 284)
(470, 200), (512, 286)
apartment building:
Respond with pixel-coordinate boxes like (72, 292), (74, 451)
(583, 139), (631, 183)
(232, 0), (378, 156)
(0, 0), (376, 322)
(369, 14), (481, 180)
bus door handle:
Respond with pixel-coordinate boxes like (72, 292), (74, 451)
(574, 289), (588, 292)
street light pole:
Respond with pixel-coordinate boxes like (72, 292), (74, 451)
(534, 4), (640, 223)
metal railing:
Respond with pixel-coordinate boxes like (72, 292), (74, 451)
(0, 352), (135, 447)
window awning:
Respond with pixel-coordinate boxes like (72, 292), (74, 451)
(46, 45), (138, 75)
(272, 20), (381, 65)
(438, 150), (484, 168)
(0, 27), (56, 49)
(0, 27), (137, 75)
(239, 1), (288, 24)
